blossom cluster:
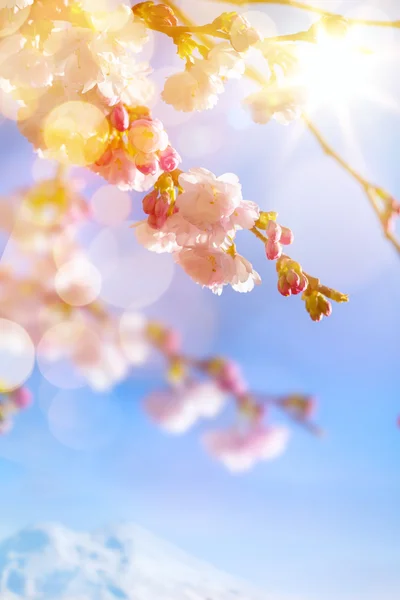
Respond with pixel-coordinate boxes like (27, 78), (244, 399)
(137, 167), (262, 294)
(134, 166), (348, 319)
(0, 174), (318, 470)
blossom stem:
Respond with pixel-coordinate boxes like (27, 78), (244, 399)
(149, 336), (320, 433)
(210, 0), (400, 29)
(166, 2), (400, 256)
(302, 115), (400, 256)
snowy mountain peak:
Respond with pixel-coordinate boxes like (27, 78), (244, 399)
(0, 522), (267, 600)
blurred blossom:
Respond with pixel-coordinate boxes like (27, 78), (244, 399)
(144, 382), (227, 434)
(203, 425), (290, 472)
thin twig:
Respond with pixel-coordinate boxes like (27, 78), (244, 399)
(210, 0), (400, 29)
(165, 0), (400, 256)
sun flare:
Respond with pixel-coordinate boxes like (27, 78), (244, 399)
(296, 27), (372, 109)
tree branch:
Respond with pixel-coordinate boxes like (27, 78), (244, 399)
(164, 0), (400, 257)
(210, 0), (400, 29)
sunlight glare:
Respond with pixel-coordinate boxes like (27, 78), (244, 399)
(297, 27), (371, 108)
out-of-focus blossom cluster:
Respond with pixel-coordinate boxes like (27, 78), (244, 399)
(0, 386), (32, 434)
(0, 174), (319, 469)
(143, 321), (318, 472)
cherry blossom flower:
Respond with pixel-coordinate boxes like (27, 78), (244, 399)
(228, 14), (262, 53)
(135, 221), (180, 254)
(176, 168), (243, 231)
(203, 425), (290, 472)
(175, 246), (234, 295)
(162, 63), (224, 112)
(93, 147), (159, 192)
(231, 253), (261, 293)
(175, 246), (260, 295)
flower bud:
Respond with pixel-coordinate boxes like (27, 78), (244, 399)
(110, 103), (130, 132)
(135, 152), (159, 176)
(265, 239), (282, 260)
(142, 190), (158, 215)
(280, 226), (294, 245)
(266, 220), (282, 242)
(159, 146), (181, 172)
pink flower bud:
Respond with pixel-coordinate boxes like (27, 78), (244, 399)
(11, 387), (33, 409)
(135, 152), (159, 176)
(266, 220), (282, 242)
(265, 239), (282, 260)
(110, 103), (130, 132)
(286, 270), (300, 288)
(278, 275), (292, 296)
(297, 274), (308, 293)
(142, 190), (158, 215)
(159, 146), (181, 172)
(280, 226), (294, 246)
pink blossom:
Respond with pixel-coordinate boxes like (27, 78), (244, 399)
(110, 103), (130, 131)
(175, 246), (234, 295)
(231, 254), (261, 293)
(92, 147), (159, 191)
(159, 146), (181, 172)
(176, 168), (242, 230)
(227, 200), (259, 231)
(144, 382), (227, 434)
(203, 425), (290, 472)
(135, 222), (180, 254)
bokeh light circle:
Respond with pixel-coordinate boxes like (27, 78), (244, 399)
(177, 123), (223, 159)
(47, 387), (122, 451)
(0, 319), (35, 393)
(88, 226), (175, 309)
(37, 322), (102, 390)
(55, 256), (102, 307)
(43, 101), (110, 166)
(90, 185), (132, 226)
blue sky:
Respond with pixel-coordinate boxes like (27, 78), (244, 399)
(0, 1), (400, 599)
